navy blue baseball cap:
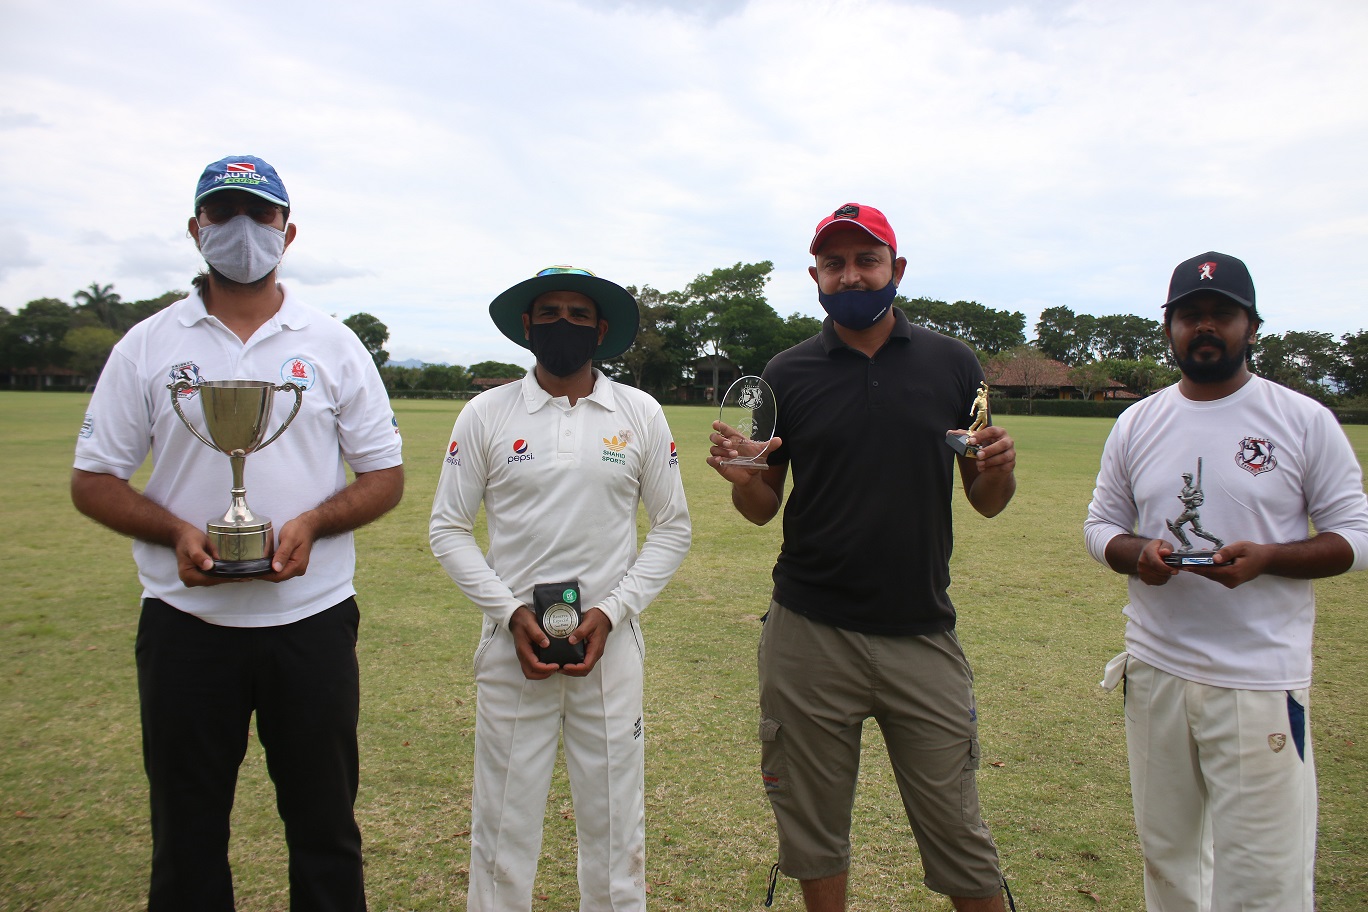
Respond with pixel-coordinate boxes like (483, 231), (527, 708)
(194, 155), (290, 210)
(1164, 251), (1259, 319)
(489, 266), (640, 360)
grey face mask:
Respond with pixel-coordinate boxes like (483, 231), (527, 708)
(196, 215), (287, 284)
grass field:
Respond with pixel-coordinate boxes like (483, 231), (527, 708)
(1, 391), (1365, 911)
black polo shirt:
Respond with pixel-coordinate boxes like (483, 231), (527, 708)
(761, 308), (984, 635)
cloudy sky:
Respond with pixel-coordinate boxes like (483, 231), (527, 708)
(4, 0), (1366, 368)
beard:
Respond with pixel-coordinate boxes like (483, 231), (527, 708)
(1173, 333), (1249, 384)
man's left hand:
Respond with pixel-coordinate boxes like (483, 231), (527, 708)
(1182, 540), (1268, 589)
(257, 515), (316, 582)
(560, 607), (612, 677)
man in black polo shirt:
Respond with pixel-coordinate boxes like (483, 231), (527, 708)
(708, 203), (1017, 912)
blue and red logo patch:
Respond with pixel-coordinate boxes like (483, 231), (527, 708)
(508, 438), (534, 464)
(281, 357), (316, 391)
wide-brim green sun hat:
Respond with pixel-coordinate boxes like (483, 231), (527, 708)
(489, 266), (640, 361)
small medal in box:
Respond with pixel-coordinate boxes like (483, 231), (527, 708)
(533, 581), (586, 665)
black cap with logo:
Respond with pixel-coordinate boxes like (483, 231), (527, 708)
(1164, 251), (1259, 320)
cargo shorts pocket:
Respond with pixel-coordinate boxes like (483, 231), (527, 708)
(759, 715), (786, 799)
(961, 737), (983, 821)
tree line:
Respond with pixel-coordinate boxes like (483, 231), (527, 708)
(5, 271), (1368, 405)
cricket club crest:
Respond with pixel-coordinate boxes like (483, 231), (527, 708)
(737, 382), (766, 411)
(281, 357), (317, 391)
(168, 362), (204, 397)
(1268, 733), (1287, 753)
(1236, 437), (1277, 476)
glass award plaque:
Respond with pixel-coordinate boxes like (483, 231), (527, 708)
(718, 375), (777, 469)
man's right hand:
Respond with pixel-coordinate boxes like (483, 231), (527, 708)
(172, 523), (240, 587)
(1135, 538), (1180, 586)
(508, 606), (561, 680)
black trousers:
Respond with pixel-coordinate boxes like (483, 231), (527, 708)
(136, 596), (366, 912)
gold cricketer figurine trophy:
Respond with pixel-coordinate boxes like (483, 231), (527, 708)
(946, 380), (991, 457)
(167, 379), (304, 576)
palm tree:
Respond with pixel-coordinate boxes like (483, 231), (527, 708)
(73, 282), (123, 330)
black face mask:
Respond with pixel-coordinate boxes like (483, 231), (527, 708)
(528, 319), (600, 378)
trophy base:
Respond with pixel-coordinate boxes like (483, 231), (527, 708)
(1163, 551), (1219, 567)
(720, 456), (770, 469)
(207, 557), (275, 578)
(945, 433), (979, 457)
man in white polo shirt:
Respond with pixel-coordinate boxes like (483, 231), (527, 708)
(71, 155), (404, 912)
(430, 267), (691, 912)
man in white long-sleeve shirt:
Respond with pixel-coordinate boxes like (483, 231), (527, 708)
(430, 266), (691, 912)
(1084, 251), (1368, 912)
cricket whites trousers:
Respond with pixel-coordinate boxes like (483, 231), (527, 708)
(466, 615), (647, 912)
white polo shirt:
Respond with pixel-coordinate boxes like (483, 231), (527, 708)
(429, 369), (690, 628)
(74, 287), (403, 627)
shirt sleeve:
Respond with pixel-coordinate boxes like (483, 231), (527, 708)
(429, 402), (524, 628)
(1302, 407), (1368, 572)
(594, 404), (692, 627)
(73, 344), (153, 478)
(1084, 415), (1137, 567)
(336, 339), (404, 473)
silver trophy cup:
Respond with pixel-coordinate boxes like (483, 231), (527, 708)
(168, 379), (304, 576)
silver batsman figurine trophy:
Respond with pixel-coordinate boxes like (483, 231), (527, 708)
(1162, 457), (1226, 567)
(168, 379), (304, 577)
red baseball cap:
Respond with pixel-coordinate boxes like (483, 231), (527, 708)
(809, 203), (897, 254)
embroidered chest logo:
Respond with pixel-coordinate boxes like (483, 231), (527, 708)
(602, 430), (631, 465)
(281, 357), (317, 391)
(168, 362), (203, 397)
(508, 438), (534, 464)
(1235, 437), (1277, 476)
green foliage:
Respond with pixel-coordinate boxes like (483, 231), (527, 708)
(466, 360), (526, 380)
(678, 261), (780, 375)
(379, 363), (472, 394)
(1092, 314), (1167, 361)
(1, 298), (74, 370)
(1067, 361), (1115, 400)
(897, 297), (1026, 355)
(1253, 330), (1342, 402)
(62, 325), (120, 382)
(1035, 305), (1097, 365)
(342, 312), (391, 368)
(1097, 357), (1178, 396)
(991, 397), (1134, 418)
(611, 285), (691, 394)
(1336, 331), (1368, 398)
(1, 288), (183, 384)
(72, 282), (123, 330)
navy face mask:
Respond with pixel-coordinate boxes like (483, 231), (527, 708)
(528, 319), (600, 377)
(817, 278), (898, 330)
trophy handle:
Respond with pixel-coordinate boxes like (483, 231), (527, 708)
(255, 382), (304, 451)
(167, 379), (223, 451)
